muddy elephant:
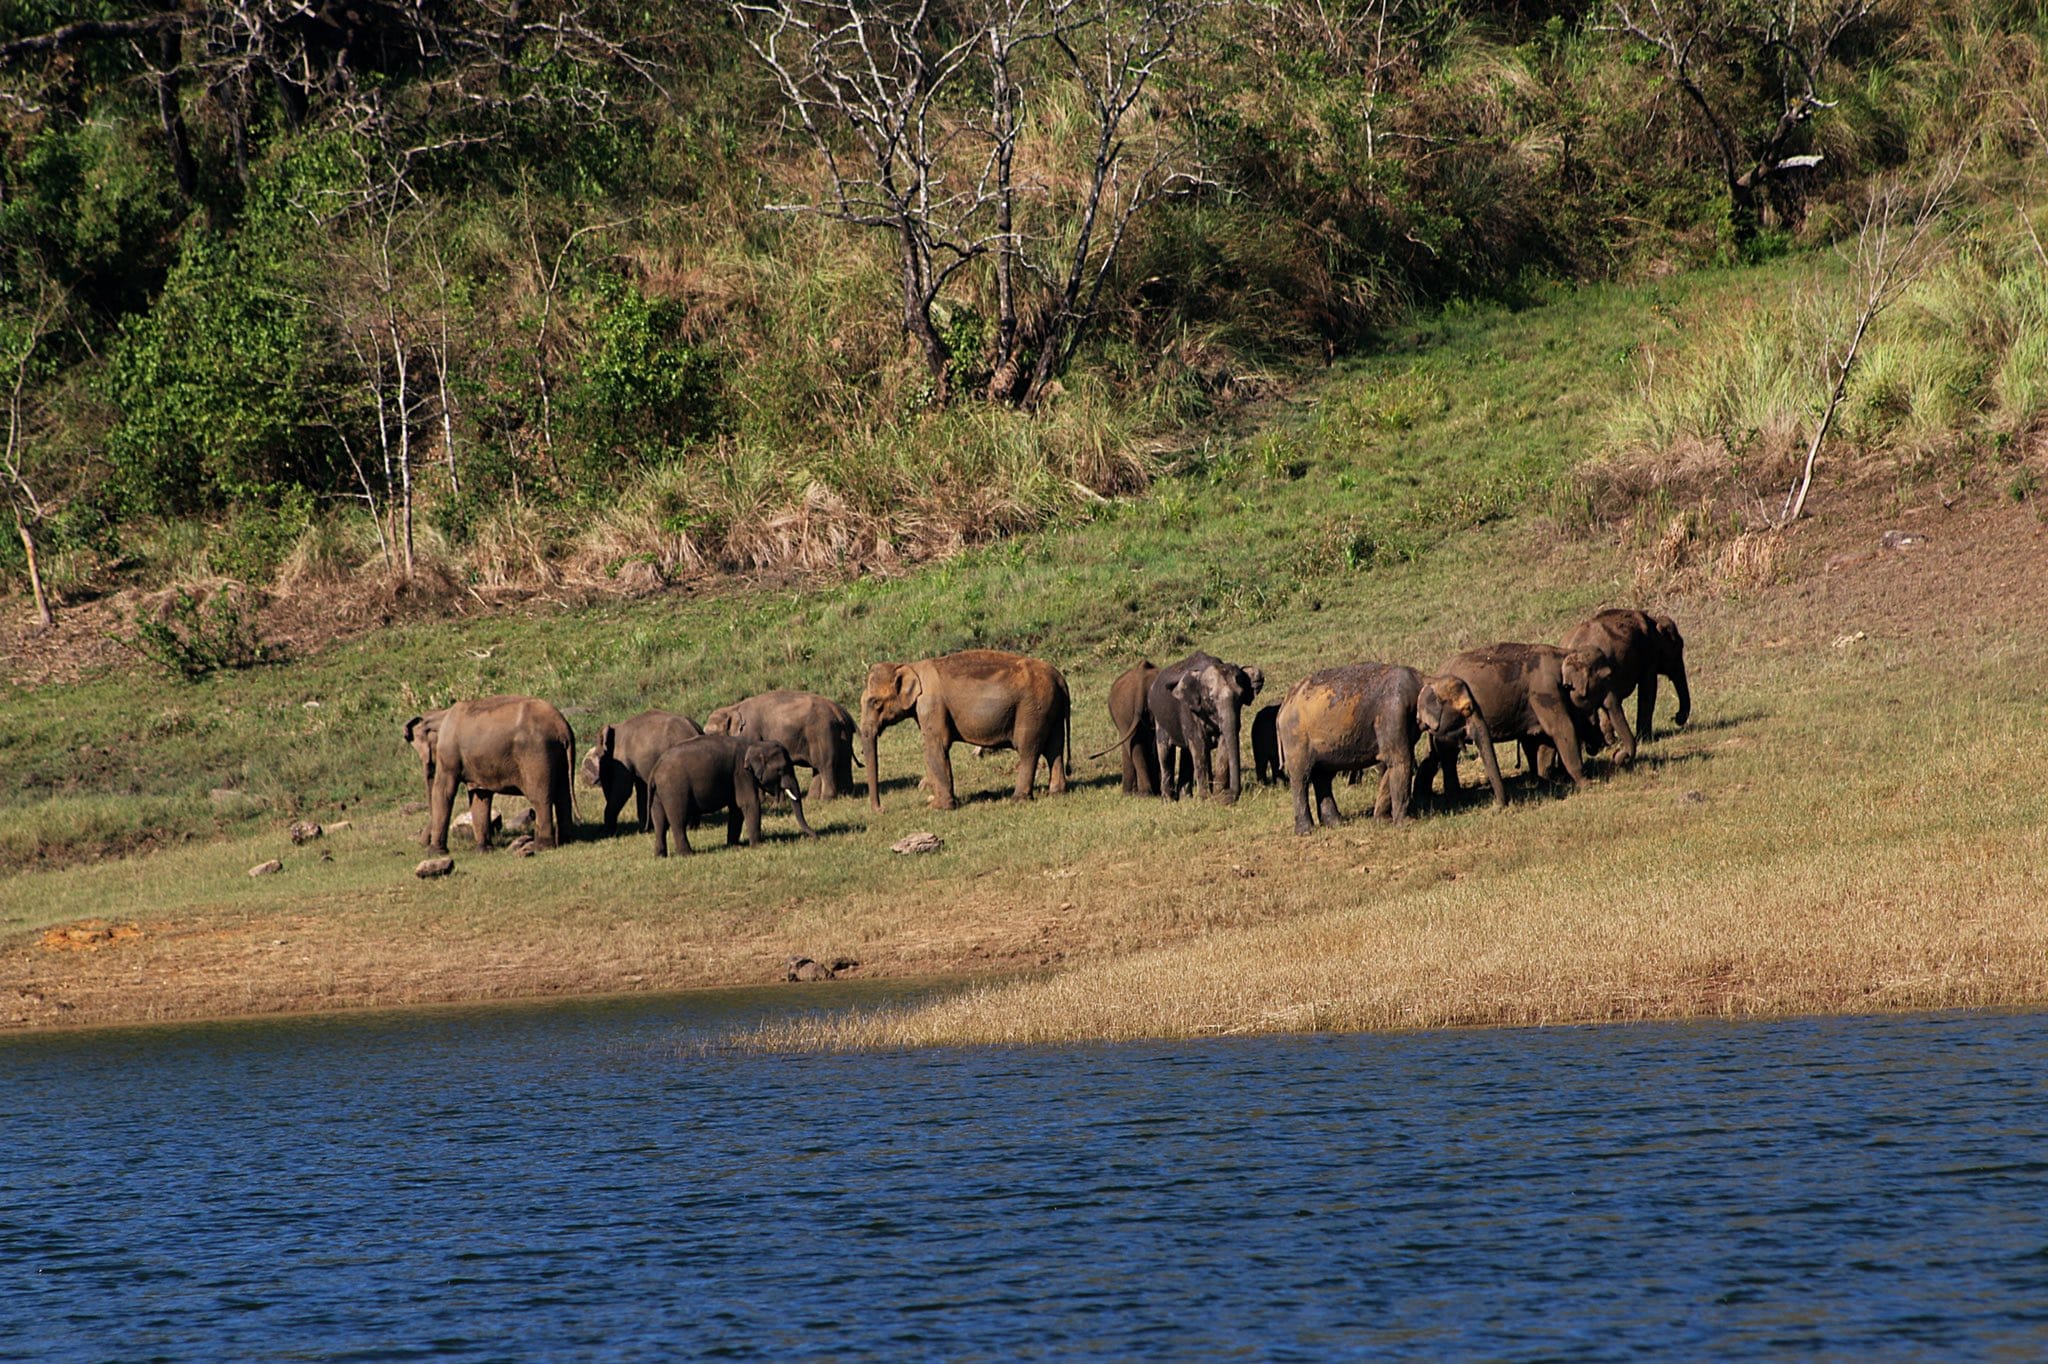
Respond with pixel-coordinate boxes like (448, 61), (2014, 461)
(1279, 663), (1500, 834)
(581, 709), (703, 834)
(1415, 643), (1615, 799)
(1251, 703), (1283, 785)
(1561, 608), (1692, 760)
(1147, 651), (1264, 804)
(404, 695), (575, 854)
(703, 690), (858, 800)
(647, 735), (816, 856)
(859, 649), (1071, 810)
(1090, 661), (1161, 795)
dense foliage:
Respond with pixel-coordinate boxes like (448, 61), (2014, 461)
(0, 0), (2041, 605)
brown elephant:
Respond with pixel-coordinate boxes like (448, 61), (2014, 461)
(1415, 643), (1615, 799)
(1278, 663), (1501, 834)
(581, 709), (703, 834)
(647, 736), (815, 857)
(1146, 651), (1265, 804)
(404, 695), (575, 854)
(1251, 704), (1283, 786)
(703, 690), (858, 800)
(1090, 661), (1160, 795)
(858, 649), (1071, 810)
(1560, 608), (1692, 760)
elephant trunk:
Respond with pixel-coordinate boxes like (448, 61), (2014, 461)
(1219, 710), (1244, 804)
(864, 730), (881, 810)
(1669, 654), (1692, 728)
(1468, 718), (1507, 808)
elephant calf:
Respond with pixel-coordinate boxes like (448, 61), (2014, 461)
(1278, 663), (1500, 834)
(703, 690), (858, 801)
(647, 736), (815, 857)
(1251, 703), (1283, 786)
(582, 709), (703, 834)
(405, 695), (575, 854)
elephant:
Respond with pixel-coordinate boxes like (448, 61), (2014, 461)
(1146, 651), (1264, 804)
(1091, 661), (1161, 795)
(1560, 609), (1692, 760)
(703, 690), (858, 800)
(858, 649), (1071, 811)
(581, 709), (703, 834)
(1414, 643), (1616, 800)
(1251, 703), (1283, 785)
(646, 735), (816, 856)
(1278, 663), (1501, 834)
(404, 695), (575, 854)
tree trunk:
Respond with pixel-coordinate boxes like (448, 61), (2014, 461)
(900, 223), (949, 402)
(16, 518), (52, 629)
(154, 27), (197, 202)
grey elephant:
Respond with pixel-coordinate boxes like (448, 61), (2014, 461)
(1560, 608), (1692, 760)
(404, 695), (576, 853)
(1278, 663), (1501, 834)
(1415, 643), (1616, 799)
(703, 690), (858, 800)
(647, 735), (816, 856)
(582, 709), (703, 834)
(1146, 651), (1264, 804)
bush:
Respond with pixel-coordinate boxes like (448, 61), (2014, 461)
(124, 589), (273, 681)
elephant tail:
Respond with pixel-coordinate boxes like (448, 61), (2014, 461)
(1085, 705), (1146, 762)
(558, 721), (578, 842)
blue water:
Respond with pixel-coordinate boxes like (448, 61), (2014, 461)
(4, 993), (2046, 1359)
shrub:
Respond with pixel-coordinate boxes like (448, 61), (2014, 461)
(123, 588), (273, 681)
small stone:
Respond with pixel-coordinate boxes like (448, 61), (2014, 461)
(415, 857), (455, 878)
(1680, 789), (1705, 804)
(248, 859), (284, 877)
(506, 835), (537, 857)
(326, 820), (353, 833)
(1879, 530), (1926, 550)
(891, 832), (944, 855)
(288, 820), (323, 844)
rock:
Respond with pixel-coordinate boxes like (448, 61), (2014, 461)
(891, 832), (944, 855)
(288, 820), (323, 844)
(1832, 630), (1868, 649)
(415, 857), (455, 878)
(1680, 789), (1705, 805)
(248, 859), (284, 877)
(510, 807), (536, 832)
(401, 800), (429, 816)
(506, 835), (537, 857)
(1880, 530), (1927, 550)
(453, 810), (504, 833)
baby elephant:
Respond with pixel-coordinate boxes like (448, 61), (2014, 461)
(647, 736), (816, 857)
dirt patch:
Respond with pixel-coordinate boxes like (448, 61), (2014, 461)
(39, 920), (142, 952)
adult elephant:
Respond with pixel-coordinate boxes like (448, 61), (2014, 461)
(1561, 608), (1692, 760)
(1090, 660), (1161, 796)
(405, 695), (575, 853)
(1148, 651), (1264, 804)
(703, 690), (858, 800)
(1279, 663), (1500, 834)
(858, 649), (1070, 811)
(647, 736), (816, 856)
(581, 709), (703, 834)
(1415, 643), (1616, 800)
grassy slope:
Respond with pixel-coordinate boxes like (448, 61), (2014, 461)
(5, 259), (2046, 1036)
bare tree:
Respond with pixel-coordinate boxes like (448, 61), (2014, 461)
(1603, 0), (1873, 244)
(737, 0), (1211, 407)
(1774, 162), (1961, 529)
(1, 282), (66, 629)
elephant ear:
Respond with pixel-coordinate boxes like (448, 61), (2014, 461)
(1655, 615), (1685, 650)
(405, 714), (440, 776)
(1173, 673), (1205, 709)
(894, 664), (922, 706)
(745, 744), (776, 785)
(1241, 666), (1265, 701)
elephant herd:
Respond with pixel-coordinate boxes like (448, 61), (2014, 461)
(398, 611), (1689, 858)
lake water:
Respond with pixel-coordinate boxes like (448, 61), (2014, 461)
(3, 991), (2045, 1359)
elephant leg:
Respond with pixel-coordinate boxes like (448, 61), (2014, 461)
(1412, 742), (1441, 802)
(531, 787), (558, 849)
(673, 797), (695, 855)
(1315, 771), (1343, 827)
(634, 777), (651, 831)
(1189, 730), (1214, 799)
(1637, 675), (1660, 747)
(602, 788), (626, 836)
(424, 772), (460, 853)
(1153, 731), (1177, 801)
(1603, 690), (1638, 764)
(651, 799), (669, 858)
(1535, 702), (1591, 790)
(1372, 768), (1393, 819)
(1011, 747), (1038, 801)
(729, 802), (747, 846)
(1384, 751), (1414, 822)
(1121, 741), (1138, 795)
(469, 792), (494, 851)
(1439, 739), (1464, 798)
(922, 729), (958, 810)
(1289, 765), (1316, 835)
